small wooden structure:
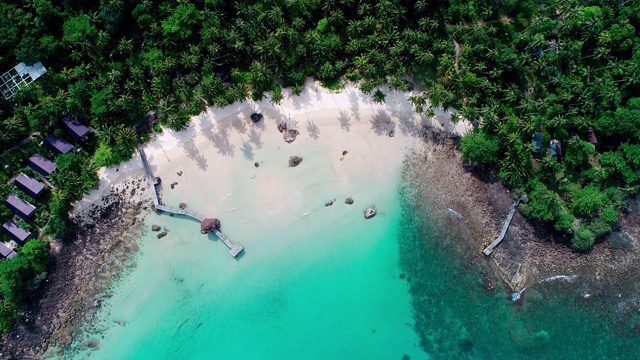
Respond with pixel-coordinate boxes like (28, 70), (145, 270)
(60, 116), (90, 141)
(2, 220), (31, 245)
(28, 154), (56, 177)
(586, 127), (598, 145)
(13, 173), (46, 199)
(6, 195), (36, 220)
(44, 135), (74, 155)
(483, 194), (527, 256)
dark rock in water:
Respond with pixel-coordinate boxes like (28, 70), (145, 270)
(325, 200), (334, 207)
(283, 129), (299, 143)
(254, 162), (259, 167)
(157, 231), (168, 239)
(179, 202), (187, 209)
(154, 177), (161, 184)
(289, 156), (303, 167)
(151, 224), (161, 231)
(402, 355), (411, 360)
(277, 121), (287, 133)
(389, 130), (395, 137)
(399, 273), (406, 279)
(201, 218), (221, 233)
(177, 171), (183, 176)
(94, 299), (101, 308)
(170, 182), (177, 189)
(250, 112), (263, 123)
(342, 150), (348, 156)
(345, 197), (354, 205)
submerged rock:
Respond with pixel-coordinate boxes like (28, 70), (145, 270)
(345, 197), (354, 205)
(325, 200), (334, 207)
(157, 231), (168, 239)
(289, 156), (303, 167)
(151, 224), (160, 231)
(365, 207), (376, 218)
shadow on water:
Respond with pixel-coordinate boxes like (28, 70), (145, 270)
(397, 179), (640, 360)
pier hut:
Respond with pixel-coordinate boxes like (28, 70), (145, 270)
(28, 154), (56, 177)
(44, 135), (74, 155)
(2, 220), (31, 245)
(13, 173), (45, 199)
(5, 195), (36, 220)
(60, 116), (90, 141)
(0, 242), (16, 259)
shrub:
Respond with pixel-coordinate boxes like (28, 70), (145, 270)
(554, 213), (576, 233)
(572, 227), (594, 250)
(153, 125), (163, 133)
(93, 142), (114, 167)
(460, 132), (500, 164)
(572, 184), (606, 218)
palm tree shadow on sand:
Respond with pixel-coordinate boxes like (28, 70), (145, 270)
(306, 121), (320, 139)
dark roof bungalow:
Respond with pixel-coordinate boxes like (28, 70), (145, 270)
(532, 132), (543, 153)
(2, 220), (31, 245)
(6, 195), (36, 220)
(0, 242), (16, 259)
(13, 173), (46, 199)
(61, 116), (90, 141)
(28, 154), (56, 177)
(550, 139), (562, 157)
(44, 135), (74, 155)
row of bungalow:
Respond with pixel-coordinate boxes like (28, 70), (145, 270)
(0, 117), (90, 259)
(532, 127), (599, 157)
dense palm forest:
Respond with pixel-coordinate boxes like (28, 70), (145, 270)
(0, 0), (639, 329)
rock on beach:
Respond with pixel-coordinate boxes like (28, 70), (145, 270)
(289, 156), (303, 167)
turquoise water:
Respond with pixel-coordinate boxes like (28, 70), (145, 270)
(68, 173), (640, 359)
(396, 180), (640, 360)
(69, 176), (426, 359)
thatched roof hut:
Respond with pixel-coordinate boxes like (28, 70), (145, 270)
(200, 218), (220, 234)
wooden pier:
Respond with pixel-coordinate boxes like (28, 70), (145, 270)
(482, 194), (527, 256)
(138, 145), (244, 257)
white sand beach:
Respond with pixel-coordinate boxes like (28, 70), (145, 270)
(75, 79), (471, 223)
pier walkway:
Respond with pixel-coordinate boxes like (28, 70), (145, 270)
(482, 194), (527, 256)
(138, 145), (244, 257)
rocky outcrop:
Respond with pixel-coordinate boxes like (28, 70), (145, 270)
(179, 202), (187, 209)
(289, 156), (303, 167)
(277, 121), (287, 133)
(151, 224), (161, 231)
(284, 129), (299, 143)
(157, 231), (168, 239)
(365, 207), (376, 218)
(325, 200), (334, 207)
(345, 197), (354, 205)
